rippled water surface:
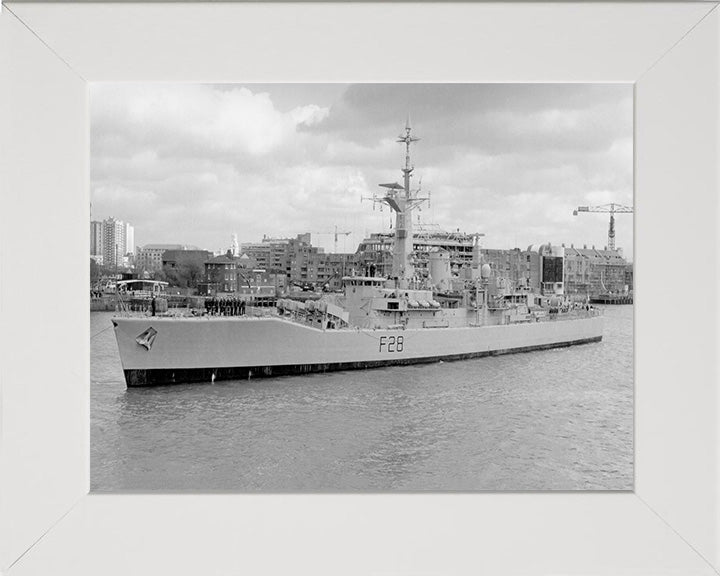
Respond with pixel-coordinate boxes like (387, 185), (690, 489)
(91, 306), (633, 491)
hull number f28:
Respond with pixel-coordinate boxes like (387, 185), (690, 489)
(379, 335), (404, 353)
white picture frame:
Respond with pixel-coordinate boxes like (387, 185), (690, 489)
(1, 2), (719, 574)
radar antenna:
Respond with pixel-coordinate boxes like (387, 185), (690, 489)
(368, 118), (430, 287)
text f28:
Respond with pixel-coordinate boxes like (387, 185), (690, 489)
(378, 335), (404, 353)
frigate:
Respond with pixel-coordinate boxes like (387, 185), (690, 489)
(112, 121), (603, 386)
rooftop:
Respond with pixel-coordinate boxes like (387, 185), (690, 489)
(140, 244), (202, 251)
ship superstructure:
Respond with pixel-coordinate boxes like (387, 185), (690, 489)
(112, 121), (603, 386)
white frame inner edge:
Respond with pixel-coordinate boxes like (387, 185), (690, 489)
(1, 2), (718, 575)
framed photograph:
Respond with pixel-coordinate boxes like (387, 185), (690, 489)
(1, 2), (718, 575)
(90, 81), (634, 493)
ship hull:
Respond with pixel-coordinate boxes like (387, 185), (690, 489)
(112, 315), (603, 387)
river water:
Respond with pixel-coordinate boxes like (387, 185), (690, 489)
(91, 306), (633, 491)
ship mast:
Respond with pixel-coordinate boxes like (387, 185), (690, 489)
(376, 117), (429, 288)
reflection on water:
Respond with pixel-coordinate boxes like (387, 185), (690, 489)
(91, 306), (633, 491)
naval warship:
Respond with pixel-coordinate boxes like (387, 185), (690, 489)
(112, 122), (603, 387)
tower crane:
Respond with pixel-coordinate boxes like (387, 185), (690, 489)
(311, 225), (352, 253)
(573, 203), (633, 251)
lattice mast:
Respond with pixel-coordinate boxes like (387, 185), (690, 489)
(373, 118), (429, 288)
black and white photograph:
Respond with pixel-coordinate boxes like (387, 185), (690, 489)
(90, 83), (633, 492)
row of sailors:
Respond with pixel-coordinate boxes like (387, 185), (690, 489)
(204, 297), (247, 316)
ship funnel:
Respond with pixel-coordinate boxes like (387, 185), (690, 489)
(472, 235), (481, 268)
(429, 249), (451, 291)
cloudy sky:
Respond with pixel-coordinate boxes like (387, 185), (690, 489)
(91, 83), (633, 258)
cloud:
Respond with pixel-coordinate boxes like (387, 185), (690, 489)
(90, 83), (633, 257)
(93, 84), (321, 156)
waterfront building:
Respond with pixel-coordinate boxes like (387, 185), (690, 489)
(161, 249), (213, 289)
(240, 233), (328, 286)
(563, 245), (629, 296)
(135, 244), (202, 272)
(199, 251), (285, 296)
(353, 231), (631, 298)
(136, 244), (191, 273)
(268, 242), (291, 275)
(94, 217), (135, 268)
(236, 253), (258, 270)
(465, 244), (563, 295)
(237, 270), (286, 294)
(624, 263), (634, 292)
(480, 247), (541, 291)
(289, 242), (327, 287)
(239, 241), (272, 271)
(90, 221), (103, 258)
(162, 249), (213, 270)
(235, 229), (628, 297)
(205, 253), (238, 293)
(101, 217), (127, 268)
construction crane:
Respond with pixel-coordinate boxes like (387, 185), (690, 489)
(311, 225), (352, 253)
(573, 203), (633, 251)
